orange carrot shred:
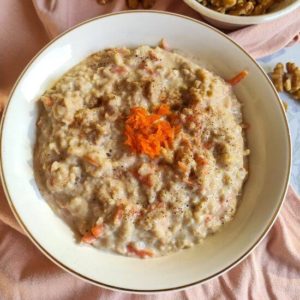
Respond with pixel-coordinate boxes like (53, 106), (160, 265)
(127, 243), (153, 258)
(124, 105), (176, 158)
(114, 204), (124, 224)
(81, 232), (96, 244)
(226, 70), (248, 85)
(154, 104), (170, 116)
(83, 155), (101, 167)
(204, 141), (213, 150)
(178, 161), (188, 173)
(111, 65), (126, 74)
(91, 224), (103, 238)
(194, 155), (207, 166)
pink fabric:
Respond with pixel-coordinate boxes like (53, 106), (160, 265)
(0, 0), (300, 299)
(230, 8), (300, 58)
(31, 0), (300, 58)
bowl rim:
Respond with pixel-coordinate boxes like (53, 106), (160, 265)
(183, 0), (300, 25)
(0, 10), (291, 293)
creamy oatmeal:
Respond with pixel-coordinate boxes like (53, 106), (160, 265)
(34, 45), (249, 258)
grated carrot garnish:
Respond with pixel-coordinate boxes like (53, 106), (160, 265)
(154, 103), (171, 116)
(124, 105), (176, 158)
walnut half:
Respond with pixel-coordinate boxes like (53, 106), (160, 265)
(271, 62), (300, 102)
(271, 63), (284, 92)
(228, 1), (254, 16)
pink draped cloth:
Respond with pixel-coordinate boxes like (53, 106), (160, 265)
(0, 1), (300, 299)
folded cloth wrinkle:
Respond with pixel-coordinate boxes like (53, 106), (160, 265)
(229, 8), (300, 58)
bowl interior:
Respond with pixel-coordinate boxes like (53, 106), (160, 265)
(0, 12), (290, 292)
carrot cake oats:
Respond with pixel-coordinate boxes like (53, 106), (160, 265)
(34, 44), (249, 258)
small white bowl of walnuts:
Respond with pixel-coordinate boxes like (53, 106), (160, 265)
(184, 0), (300, 29)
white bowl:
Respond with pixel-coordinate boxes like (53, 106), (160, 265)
(184, 0), (300, 29)
(0, 11), (291, 293)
